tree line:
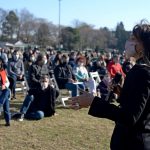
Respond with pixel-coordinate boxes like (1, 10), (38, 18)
(0, 8), (131, 52)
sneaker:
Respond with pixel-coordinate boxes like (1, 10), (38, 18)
(11, 112), (21, 119)
(54, 113), (58, 116)
(5, 122), (10, 127)
(18, 114), (24, 122)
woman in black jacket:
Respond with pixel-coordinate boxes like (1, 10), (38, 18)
(70, 22), (150, 150)
(13, 75), (59, 121)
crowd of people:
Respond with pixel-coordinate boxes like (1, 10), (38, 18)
(0, 20), (149, 149)
(1, 22), (150, 150)
(0, 35), (136, 127)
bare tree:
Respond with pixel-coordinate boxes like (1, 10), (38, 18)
(0, 8), (7, 34)
(18, 9), (36, 43)
(36, 22), (50, 47)
(48, 22), (58, 45)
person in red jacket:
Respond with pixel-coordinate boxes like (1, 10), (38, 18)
(107, 54), (125, 78)
(0, 57), (11, 126)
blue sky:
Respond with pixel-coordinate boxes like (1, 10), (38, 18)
(0, 0), (150, 30)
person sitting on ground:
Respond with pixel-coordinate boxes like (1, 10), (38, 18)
(0, 57), (11, 126)
(54, 54), (85, 97)
(12, 75), (59, 121)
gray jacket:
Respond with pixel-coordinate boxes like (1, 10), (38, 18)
(8, 58), (24, 77)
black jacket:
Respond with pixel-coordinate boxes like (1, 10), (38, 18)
(54, 63), (76, 89)
(28, 63), (49, 88)
(27, 86), (59, 116)
(88, 64), (150, 150)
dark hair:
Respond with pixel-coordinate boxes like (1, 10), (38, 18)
(113, 54), (119, 59)
(36, 53), (46, 62)
(62, 54), (68, 59)
(54, 53), (62, 65)
(40, 75), (49, 81)
(133, 21), (150, 64)
(13, 49), (19, 54)
(0, 57), (5, 70)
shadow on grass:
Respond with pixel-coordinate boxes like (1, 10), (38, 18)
(10, 100), (23, 103)
(10, 102), (22, 110)
(56, 105), (71, 109)
(0, 124), (6, 127)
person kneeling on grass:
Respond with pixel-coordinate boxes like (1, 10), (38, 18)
(12, 75), (59, 121)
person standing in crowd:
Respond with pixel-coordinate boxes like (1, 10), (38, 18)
(70, 22), (150, 150)
(0, 57), (11, 126)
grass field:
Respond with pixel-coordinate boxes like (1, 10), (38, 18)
(0, 92), (114, 150)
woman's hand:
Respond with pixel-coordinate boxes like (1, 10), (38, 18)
(69, 91), (95, 110)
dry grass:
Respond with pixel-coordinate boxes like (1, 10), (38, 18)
(0, 92), (114, 150)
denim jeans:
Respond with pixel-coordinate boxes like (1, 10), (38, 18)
(9, 75), (17, 97)
(9, 75), (24, 97)
(20, 95), (34, 114)
(65, 82), (85, 97)
(20, 95), (44, 120)
(0, 89), (11, 123)
(25, 111), (44, 120)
